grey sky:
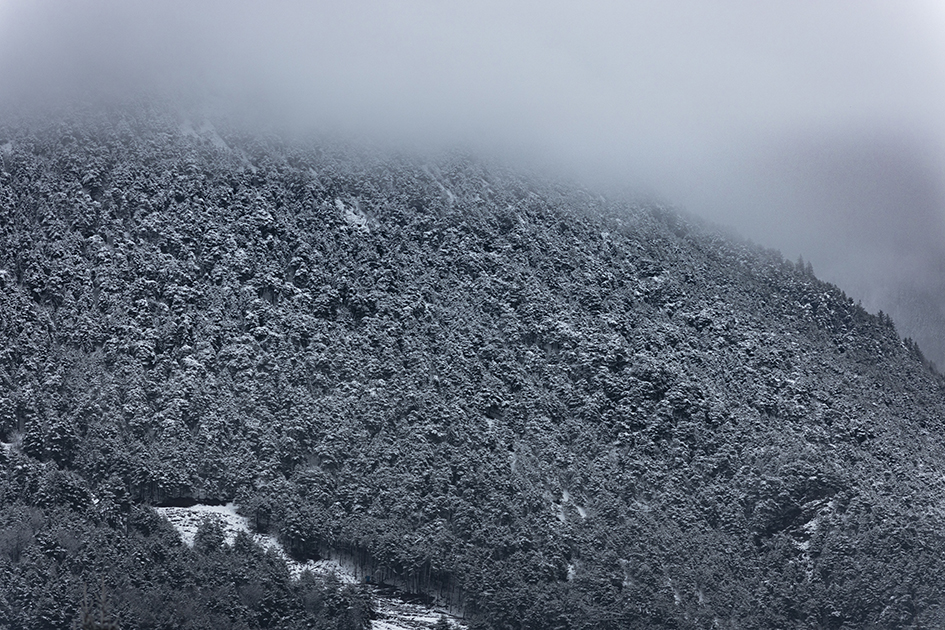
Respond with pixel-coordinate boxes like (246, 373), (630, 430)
(2, 0), (945, 363)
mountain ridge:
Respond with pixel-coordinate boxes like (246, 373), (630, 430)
(0, 107), (944, 629)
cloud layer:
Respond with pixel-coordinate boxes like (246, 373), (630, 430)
(2, 0), (945, 362)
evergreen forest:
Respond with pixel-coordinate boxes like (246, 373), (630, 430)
(0, 105), (944, 629)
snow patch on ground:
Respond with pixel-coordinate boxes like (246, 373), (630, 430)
(155, 503), (241, 546)
(372, 599), (459, 630)
(156, 503), (465, 629)
(553, 490), (587, 521)
(155, 503), (353, 582)
(337, 198), (370, 233)
(0, 142), (12, 155)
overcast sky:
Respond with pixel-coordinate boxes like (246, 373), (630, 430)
(2, 0), (945, 362)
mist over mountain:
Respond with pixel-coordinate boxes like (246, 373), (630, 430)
(0, 105), (944, 628)
(2, 3), (945, 628)
(3, 0), (943, 365)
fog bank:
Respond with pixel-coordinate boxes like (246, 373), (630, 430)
(2, 0), (945, 363)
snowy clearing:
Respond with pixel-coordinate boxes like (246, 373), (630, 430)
(155, 503), (353, 582)
(156, 503), (464, 630)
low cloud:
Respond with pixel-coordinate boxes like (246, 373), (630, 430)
(2, 0), (945, 361)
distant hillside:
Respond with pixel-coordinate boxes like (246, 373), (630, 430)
(1, 106), (944, 629)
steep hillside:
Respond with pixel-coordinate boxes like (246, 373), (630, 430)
(1, 107), (944, 629)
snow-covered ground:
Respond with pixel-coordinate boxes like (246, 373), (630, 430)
(156, 503), (464, 629)
(156, 503), (354, 581)
(371, 598), (451, 630)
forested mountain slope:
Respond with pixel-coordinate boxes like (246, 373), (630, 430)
(1, 107), (944, 629)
